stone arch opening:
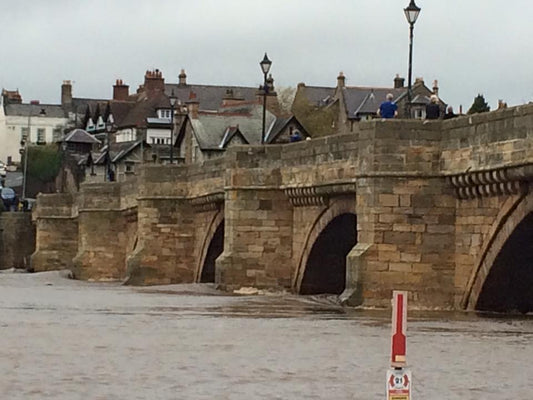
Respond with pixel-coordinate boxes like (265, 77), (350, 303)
(299, 213), (357, 295)
(476, 212), (533, 313)
(200, 221), (224, 283)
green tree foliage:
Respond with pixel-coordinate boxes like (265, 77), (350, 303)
(277, 86), (297, 115)
(23, 145), (61, 184)
(468, 94), (491, 114)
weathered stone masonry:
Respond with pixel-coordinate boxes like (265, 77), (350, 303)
(31, 104), (533, 309)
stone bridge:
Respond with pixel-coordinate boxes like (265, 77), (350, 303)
(31, 105), (533, 311)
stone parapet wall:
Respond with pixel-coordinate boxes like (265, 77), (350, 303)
(0, 213), (35, 270)
(441, 104), (533, 173)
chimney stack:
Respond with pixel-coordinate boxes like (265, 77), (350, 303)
(337, 71), (345, 88)
(432, 79), (439, 96)
(179, 69), (187, 86)
(144, 69), (165, 92)
(186, 91), (199, 119)
(394, 74), (405, 88)
(61, 80), (72, 106)
(113, 79), (129, 101)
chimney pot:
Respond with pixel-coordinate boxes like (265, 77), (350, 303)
(337, 71), (345, 88)
(179, 69), (187, 86)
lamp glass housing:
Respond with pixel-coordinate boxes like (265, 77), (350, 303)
(404, 0), (421, 24)
(169, 89), (177, 107)
(260, 53), (272, 75)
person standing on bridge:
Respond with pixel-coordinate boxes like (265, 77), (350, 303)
(377, 93), (398, 119)
(425, 95), (441, 120)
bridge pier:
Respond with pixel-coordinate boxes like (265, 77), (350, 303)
(31, 193), (78, 273)
(71, 181), (138, 281)
(216, 176), (293, 291)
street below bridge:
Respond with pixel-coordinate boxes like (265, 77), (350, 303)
(0, 270), (531, 399)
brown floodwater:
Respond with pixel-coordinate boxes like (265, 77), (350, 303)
(0, 270), (531, 399)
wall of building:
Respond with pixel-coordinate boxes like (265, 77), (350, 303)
(0, 212), (35, 270)
(0, 113), (68, 164)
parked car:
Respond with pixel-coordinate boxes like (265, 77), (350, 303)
(1, 187), (18, 211)
(0, 161), (6, 178)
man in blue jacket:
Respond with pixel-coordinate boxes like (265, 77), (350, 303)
(377, 93), (398, 119)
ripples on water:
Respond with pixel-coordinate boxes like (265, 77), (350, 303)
(0, 271), (531, 399)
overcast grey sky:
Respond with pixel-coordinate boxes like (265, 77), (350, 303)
(1, 0), (532, 111)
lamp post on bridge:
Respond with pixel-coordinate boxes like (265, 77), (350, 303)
(404, 0), (421, 118)
(259, 53), (272, 145)
(105, 115), (115, 182)
(168, 89), (177, 164)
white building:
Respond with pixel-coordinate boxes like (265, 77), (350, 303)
(0, 95), (69, 164)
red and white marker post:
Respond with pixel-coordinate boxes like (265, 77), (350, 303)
(386, 290), (412, 400)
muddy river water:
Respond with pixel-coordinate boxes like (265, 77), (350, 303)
(0, 271), (531, 399)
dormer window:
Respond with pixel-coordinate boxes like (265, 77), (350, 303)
(96, 116), (105, 130)
(157, 109), (171, 119)
(86, 118), (95, 132)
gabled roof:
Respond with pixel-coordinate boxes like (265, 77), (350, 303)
(4, 103), (67, 118)
(94, 139), (150, 164)
(344, 87), (407, 118)
(64, 128), (100, 144)
(264, 116), (292, 143)
(189, 104), (275, 150)
(220, 126), (248, 148)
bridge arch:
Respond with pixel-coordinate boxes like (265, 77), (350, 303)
(196, 210), (224, 283)
(465, 188), (533, 312)
(295, 197), (356, 295)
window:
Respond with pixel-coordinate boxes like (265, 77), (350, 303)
(37, 128), (46, 144)
(53, 127), (62, 142)
(158, 109), (171, 119)
(21, 127), (29, 144)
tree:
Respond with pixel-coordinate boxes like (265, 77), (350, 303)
(468, 94), (490, 114)
(277, 86), (296, 115)
(21, 144), (61, 197)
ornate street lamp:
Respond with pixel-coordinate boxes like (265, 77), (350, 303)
(259, 53), (272, 144)
(105, 115), (114, 181)
(404, 0), (421, 118)
(169, 89), (177, 164)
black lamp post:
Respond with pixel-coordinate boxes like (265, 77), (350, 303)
(404, 0), (421, 118)
(105, 116), (114, 181)
(259, 53), (272, 144)
(169, 89), (177, 164)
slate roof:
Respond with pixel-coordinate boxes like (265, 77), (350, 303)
(295, 85), (336, 107)
(64, 129), (101, 144)
(264, 116), (292, 144)
(94, 139), (150, 164)
(4, 103), (67, 118)
(343, 87), (407, 119)
(165, 84), (259, 111)
(190, 104), (276, 150)
(119, 91), (169, 128)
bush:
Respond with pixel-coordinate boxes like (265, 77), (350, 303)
(22, 145), (61, 185)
